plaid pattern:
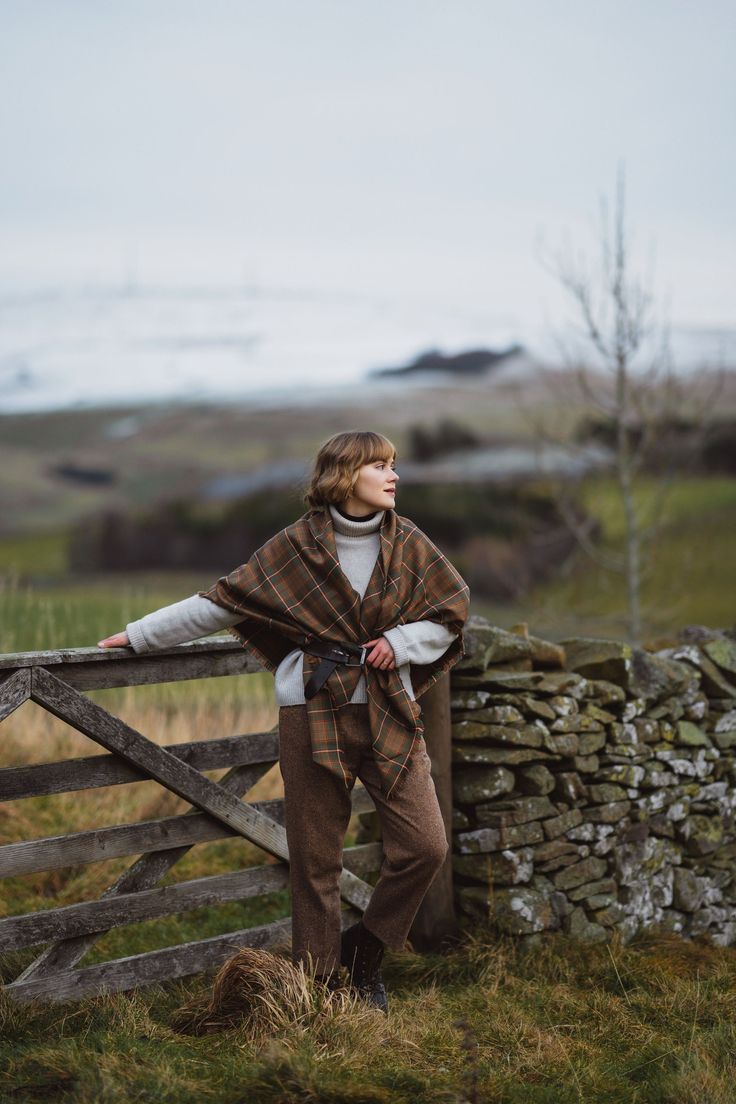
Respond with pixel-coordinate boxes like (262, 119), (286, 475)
(198, 505), (470, 799)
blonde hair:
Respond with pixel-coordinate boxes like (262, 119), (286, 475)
(302, 430), (397, 510)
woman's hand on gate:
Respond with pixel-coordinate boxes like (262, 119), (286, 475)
(97, 631), (130, 648)
(361, 636), (396, 669)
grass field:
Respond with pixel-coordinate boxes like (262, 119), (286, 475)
(2, 929), (735, 1103)
(1, 471), (735, 1102)
(2, 473), (733, 655)
(510, 475), (736, 642)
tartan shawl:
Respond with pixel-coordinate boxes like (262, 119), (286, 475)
(198, 504), (470, 799)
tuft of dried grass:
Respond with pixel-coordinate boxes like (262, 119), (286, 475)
(171, 947), (367, 1042)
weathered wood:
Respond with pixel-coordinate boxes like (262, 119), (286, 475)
(4, 915), (298, 1003)
(0, 638), (456, 1002)
(29, 666), (375, 913)
(1, 839), (383, 953)
(15, 759), (274, 982)
(1, 785), (376, 876)
(0, 639), (262, 689)
(0, 730), (279, 802)
(408, 671), (459, 951)
(50, 650), (265, 690)
(0, 865), (293, 951)
(0, 667), (31, 723)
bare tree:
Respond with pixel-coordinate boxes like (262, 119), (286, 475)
(516, 161), (724, 644)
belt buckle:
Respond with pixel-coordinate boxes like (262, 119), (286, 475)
(359, 646), (367, 666)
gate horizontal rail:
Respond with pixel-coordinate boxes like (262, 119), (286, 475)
(0, 639), (391, 1003)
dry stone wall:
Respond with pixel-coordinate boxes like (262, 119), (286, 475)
(449, 617), (736, 945)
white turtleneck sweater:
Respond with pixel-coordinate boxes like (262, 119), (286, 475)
(124, 503), (458, 706)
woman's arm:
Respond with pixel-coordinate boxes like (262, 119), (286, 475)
(381, 621), (458, 668)
(361, 621), (458, 670)
(97, 594), (244, 653)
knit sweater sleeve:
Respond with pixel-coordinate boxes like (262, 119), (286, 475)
(125, 594), (245, 654)
(381, 620), (459, 669)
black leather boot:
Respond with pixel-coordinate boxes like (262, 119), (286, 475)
(340, 919), (389, 1014)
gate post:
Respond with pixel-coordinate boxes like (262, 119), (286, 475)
(408, 670), (459, 951)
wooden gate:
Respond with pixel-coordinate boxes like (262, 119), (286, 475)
(0, 638), (454, 1003)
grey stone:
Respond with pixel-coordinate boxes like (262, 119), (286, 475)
(450, 689), (492, 711)
(583, 703), (618, 724)
(492, 885), (559, 934)
(554, 772), (589, 804)
(452, 807), (471, 830)
(521, 697), (559, 721)
(543, 807), (584, 839)
(553, 856), (608, 890)
(533, 839), (583, 871)
(657, 909), (687, 934)
(561, 637), (634, 680)
(586, 783), (628, 803)
(564, 905), (608, 942)
(454, 826), (501, 854)
(455, 820), (544, 854)
(567, 877), (618, 902)
(517, 763), (556, 795)
(714, 709), (736, 733)
(548, 695), (579, 717)
(586, 679), (627, 705)
(591, 902), (626, 928)
(475, 795), (558, 827)
(672, 867), (705, 911)
(586, 892), (617, 909)
(676, 721), (712, 748)
(452, 765), (515, 804)
(703, 635), (736, 676)
(497, 821), (546, 848)
(577, 731), (607, 755)
(453, 704), (525, 725)
(665, 644), (736, 698)
(487, 848), (535, 886)
(457, 616), (534, 670)
(679, 814), (725, 856)
(453, 849), (534, 886)
(634, 718), (660, 743)
(452, 743), (550, 766)
(595, 764), (645, 787)
(584, 800), (631, 824)
(572, 754), (600, 773)
(451, 720), (544, 746)
(551, 715), (604, 733)
(543, 732), (580, 756)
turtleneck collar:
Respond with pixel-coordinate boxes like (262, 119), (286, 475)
(328, 502), (385, 537)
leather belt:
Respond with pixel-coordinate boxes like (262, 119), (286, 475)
(298, 633), (368, 700)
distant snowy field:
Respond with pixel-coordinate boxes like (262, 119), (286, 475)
(0, 280), (732, 413)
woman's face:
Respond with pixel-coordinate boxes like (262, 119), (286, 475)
(343, 456), (399, 515)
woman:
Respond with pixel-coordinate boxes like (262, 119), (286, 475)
(98, 429), (470, 1014)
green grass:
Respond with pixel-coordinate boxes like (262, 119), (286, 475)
(522, 475), (736, 641)
(1, 930), (735, 1103)
(0, 570), (214, 655)
(0, 530), (70, 578)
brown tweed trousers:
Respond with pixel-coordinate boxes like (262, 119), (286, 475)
(279, 701), (449, 975)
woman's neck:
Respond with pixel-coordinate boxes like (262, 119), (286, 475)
(336, 504), (378, 521)
(328, 503), (384, 538)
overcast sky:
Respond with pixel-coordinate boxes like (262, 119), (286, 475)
(1, 0), (733, 335)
